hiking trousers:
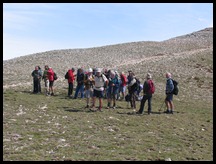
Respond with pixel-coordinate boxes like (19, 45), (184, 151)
(68, 82), (74, 96)
(138, 94), (152, 114)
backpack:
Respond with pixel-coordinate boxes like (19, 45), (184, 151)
(65, 72), (69, 79)
(172, 79), (178, 95)
(125, 94), (131, 102)
(134, 78), (141, 92)
(148, 80), (155, 94)
(54, 72), (58, 80)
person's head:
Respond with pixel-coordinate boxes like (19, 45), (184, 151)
(96, 68), (102, 76)
(45, 65), (49, 70)
(72, 67), (75, 72)
(166, 72), (171, 78)
(110, 70), (115, 78)
(146, 73), (152, 79)
(35, 66), (38, 70)
(88, 68), (93, 75)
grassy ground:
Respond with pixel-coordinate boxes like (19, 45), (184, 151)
(3, 87), (213, 161)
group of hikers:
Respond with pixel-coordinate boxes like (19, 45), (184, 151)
(31, 65), (176, 114)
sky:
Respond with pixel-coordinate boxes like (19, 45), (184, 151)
(3, 3), (213, 61)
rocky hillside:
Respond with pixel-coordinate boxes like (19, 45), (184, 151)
(3, 27), (213, 103)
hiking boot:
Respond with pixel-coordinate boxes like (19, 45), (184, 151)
(51, 93), (54, 96)
(164, 109), (170, 114)
(97, 106), (102, 112)
(85, 105), (89, 108)
(170, 110), (173, 114)
(90, 105), (95, 109)
(136, 111), (142, 114)
(112, 106), (116, 109)
(106, 106), (110, 109)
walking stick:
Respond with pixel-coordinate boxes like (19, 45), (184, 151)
(159, 100), (165, 113)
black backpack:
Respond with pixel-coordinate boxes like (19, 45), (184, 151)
(65, 72), (69, 79)
(54, 72), (58, 80)
(172, 79), (178, 95)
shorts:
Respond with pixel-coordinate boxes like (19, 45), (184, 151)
(165, 93), (173, 102)
(49, 81), (54, 87)
(120, 86), (126, 93)
(45, 79), (49, 88)
(85, 88), (93, 98)
(93, 89), (103, 98)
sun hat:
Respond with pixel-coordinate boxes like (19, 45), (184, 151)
(96, 68), (101, 72)
(146, 73), (152, 79)
(88, 68), (93, 72)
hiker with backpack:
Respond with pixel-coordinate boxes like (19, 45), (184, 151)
(31, 66), (42, 94)
(106, 70), (120, 109)
(84, 68), (94, 108)
(42, 65), (49, 95)
(47, 67), (55, 96)
(136, 73), (155, 115)
(65, 67), (76, 98)
(127, 72), (138, 109)
(164, 72), (174, 114)
(90, 68), (109, 112)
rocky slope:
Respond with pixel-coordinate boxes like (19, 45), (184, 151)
(3, 27), (213, 103)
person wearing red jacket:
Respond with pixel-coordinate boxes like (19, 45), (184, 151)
(47, 67), (55, 96)
(66, 68), (76, 98)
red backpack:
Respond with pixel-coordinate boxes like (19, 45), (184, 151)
(148, 79), (155, 94)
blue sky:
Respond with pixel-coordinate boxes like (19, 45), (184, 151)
(3, 3), (213, 60)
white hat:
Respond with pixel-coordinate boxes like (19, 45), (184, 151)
(146, 73), (152, 79)
(96, 68), (101, 72)
(88, 68), (93, 72)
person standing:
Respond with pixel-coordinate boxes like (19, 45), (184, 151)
(84, 68), (94, 108)
(137, 73), (155, 115)
(119, 71), (127, 100)
(127, 72), (137, 109)
(90, 68), (109, 111)
(66, 68), (76, 98)
(106, 70), (120, 109)
(165, 72), (174, 114)
(37, 66), (43, 93)
(42, 65), (49, 95)
(74, 68), (85, 99)
(31, 66), (42, 94)
(47, 67), (55, 96)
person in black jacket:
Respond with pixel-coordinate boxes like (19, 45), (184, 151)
(31, 66), (42, 94)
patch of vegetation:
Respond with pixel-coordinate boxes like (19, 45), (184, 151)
(3, 87), (213, 161)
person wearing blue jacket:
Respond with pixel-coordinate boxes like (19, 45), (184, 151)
(106, 70), (120, 109)
(165, 72), (174, 114)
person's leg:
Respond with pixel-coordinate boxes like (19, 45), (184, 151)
(147, 95), (152, 114)
(113, 94), (116, 108)
(107, 89), (111, 108)
(38, 80), (41, 92)
(138, 95), (147, 113)
(165, 95), (170, 112)
(74, 85), (80, 99)
(80, 85), (84, 98)
(85, 89), (90, 108)
(68, 83), (72, 96)
(33, 79), (37, 93)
